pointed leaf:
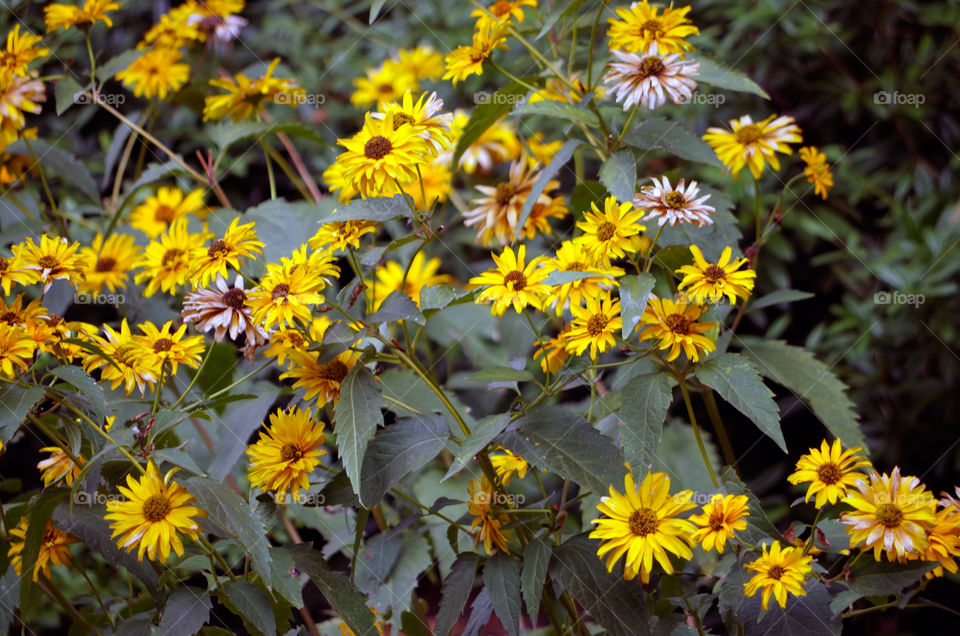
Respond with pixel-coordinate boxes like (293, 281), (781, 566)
(289, 543), (378, 635)
(619, 274), (655, 338)
(359, 414), (447, 507)
(452, 79), (536, 168)
(513, 139), (581, 240)
(334, 365), (384, 497)
(367, 290), (425, 326)
(219, 581), (273, 636)
(435, 553), (478, 636)
(514, 100), (599, 126)
(599, 151), (636, 201)
(619, 373), (675, 470)
(159, 586), (211, 636)
(0, 384), (44, 445)
(521, 537), (551, 623)
(623, 116), (723, 168)
(694, 55), (770, 99)
(443, 414), (510, 480)
(483, 552), (521, 636)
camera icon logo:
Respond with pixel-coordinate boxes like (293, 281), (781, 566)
(873, 291), (891, 304)
(874, 91), (890, 104)
(74, 491), (92, 505)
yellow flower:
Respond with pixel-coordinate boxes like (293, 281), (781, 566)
(203, 57), (304, 122)
(336, 112), (431, 198)
(190, 218), (264, 288)
(105, 461), (204, 562)
(676, 245), (756, 305)
(0, 25), (49, 76)
(907, 504), (960, 578)
(247, 407), (327, 503)
(0, 252), (38, 294)
(322, 162), (360, 204)
(83, 319), (157, 395)
(471, 0), (538, 28)
(703, 114), (802, 180)
(689, 493), (749, 554)
(401, 159), (452, 210)
(395, 46), (444, 82)
(308, 219), (379, 254)
(575, 196), (647, 260)
(534, 329), (569, 374)
(280, 349), (361, 405)
(467, 477), (512, 554)
(589, 471), (696, 583)
(442, 22), (509, 86)
(45, 0), (120, 32)
(564, 292), (623, 360)
(248, 261), (325, 330)
(545, 240), (623, 316)
(607, 0), (699, 54)
(840, 467), (937, 561)
(44, 316), (98, 362)
(115, 48), (190, 100)
(490, 448), (529, 486)
(447, 112), (522, 174)
(8, 518), (77, 581)
(369, 252), (454, 311)
(637, 295), (716, 362)
(78, 232), (139, 294)
(524, 132), (563, 167)
(469, 244), (552, 316)
(37, 446), (84, 486)
(464, 158), (557, 245)
(787, 439), (870, 509)
(377, 90), (453, 155)
(138, 6), (203, 49)
(521, 195), (568, 241)
(743, 541), (814, 610)
(130, 186), (208, 239)
(0, 73), (45, 135)
(350, 61), (418, 108)
(262, 317), (329, 367)
(135, 320), (205, 376)
(13, 234), (87, 293)
(134, 217), (211, 297)
(799, 146), (834, 200)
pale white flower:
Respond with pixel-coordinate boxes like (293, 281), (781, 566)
(603, 44), (698, 111)
(634, 176), (715, 227)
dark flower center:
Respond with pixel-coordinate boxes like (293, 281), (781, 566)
(664, 313), (692, 335)
(876, 503), (904, 528)
(504, 270), (526, 291)
(281, 443), (303, 462)
(0, 311), (17, 323)
(596, 221), (617, 242)
(629, 507), (659, 537)
(735, 123), (764, 145)
(364, 135), (392, 159)
(142, 494), (171, 522)
(0, 257), (7, 272)
(38, 255), (59, 269)
(317, 359), (349, 383)
(392, 113), (414, 129)
(271, 283), (290, 301)
(642, 19), (663, 35)
(162, 249), (184, 266)
(153, 338), (173, 352)
(95, 257), (117, 272)
(703, 265), (726, 282)
(153, 205), (176, 223)
(222, 288), (246, 309)
(767, 565), (785, 580)
(664, 191), (687, 209)
(709, 511), (726, 531)
(495, 182), (516, 206)
(208, 239), (228, 258)
(586, 314), (610, 336)
(639, 56), (665, 77)
(816, 462), (842, 485)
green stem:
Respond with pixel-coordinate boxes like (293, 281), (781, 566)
(197, 534), (239, 582)
(753, 178), (762, 242)
(85, 32), (97, 84)
(39, 575), (93, 631)
(803, 509), (824, 555)
(182, 360), (274, 412)
(262, 140), (277, 200)
(152, 362), (166, 415)
(78, 567), (115, 628)
(171, 344), (214, 409)
(642, 224), (665, 273)
(703, 390), (737, 471)
(615, 104), (640, 149)
(586, 3), (605, 89)
(680, 379), (718, 487)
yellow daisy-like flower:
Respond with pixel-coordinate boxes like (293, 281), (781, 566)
(589, 471), (696, 583)
(637, 295), (716, 362)
(308, 219), (379, 254)
(533, 329), (570, 374)
(45, 0), (120, 32)
(564, 292), (623, 360)
(607, 0), (698, 54)
(7, 518), (78, 582)
(575, 196), (647, 260)
(115, 48), (190, 100)
(0, 321), (38, 377)
(13, 234), (87, 293)
(280, 349), (361, 405)
(130, 186), (208, 239)
(524, 132), (563, 167)
(37, 446), (84, 487)
(280, 244), (340, 282)
(490, 447), (529, 486)
(84, 318), (158, 395)
(0, 25), (49, 76)
(104, 461), (204, 562)
(377, 90), (453, 155)
(447, 111), (522, 174)
(799, 146), (834, 200)
(191, 218), (264, 288)
(369, 252), (454, 311)
(135, 320), (205, 376)
(469, 245), (552, 316)
(322, 162), (360, 204)
(786, 439), (870, 509)
(0, 293), (46, 327)
(545, 240), (623, 316)
(521, 195), (568, 241)
(350, 61), (419, 109)
(743, 541), (814, 610)
(134, 217), (211, 297)
(689, 493), (749, 554)
(676, 245), (756, 306)
(395, 46), (444, 82)
(78, 232), (138, 294)
(471, 0), (538, 28)
(262, 317), (330, 367)
(43, 316), (98, 362)
(464, 158), (556, 246)
(138, 6), (203, 50)
(467, 476), (512, 554)
(336, 112), (431, 198)
(247, 407), (327, 503)
(703, 114), (803, 180)
(840, 467), (937, 561)
(203, 57), (304, 122)
(0, 252), (39, 295)
(0, 73), (45, 135)
(248, 262), (325, 330)
(442, 21), (509, 86)
(906, 504), (960, 578)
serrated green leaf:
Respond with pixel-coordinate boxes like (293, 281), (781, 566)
(334, 365), (384, 497)
(18, 489), (68, 609)
(830, 559), (936, 614)
(53, 77), (86, 116)
(159, 586), (211, 636)
(619, 273), (656, 338)
(265, 546), (303, 607)
(619, 373), (675, 470)
(359, 414), (447, 507)
(452, 79), (536, 168)
(8, 139), (100, 201)
(290, 544), (378, 635)
(696, 352), (785, 451)
(514, 99), (599, 126)
(514, 139), (581, 241)
(694, 55), (770, 99)
(736, 338), (863, 448)
(219, 581), (273, 636)
(0, 384), (44, 445)
(367, 290), (425, 326)
(419, 285), (471, 311)
(435, 553), (478, 636)
(325, 195), (412, 223)
(521, 537), (550, 623)
(245, 199), (332, 266)
(50, 365), (109, 427)
(599, 151), (636, 201)
(484, 552), (521, 636)
(623, 116), (723, 168)
(443, 414), (510, 480)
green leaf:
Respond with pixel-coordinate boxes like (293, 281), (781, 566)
(207, 381), (281, 481)
(334, 365), (384, 497)
(219, 581), (274, 636)
(696, 353), (785, 452)
(464, 367), (534, 383)
(325, 195), (413, 223)
(369, 0), (387, 23)
(521, 537), (551, 624)
(551, 535), (650, 636)
(599, 151), (636, 201)
(750, 289), (815, 309)
(443, 414), (510, 480)
(718, 466), (784, 545)
(419, 285), (472, 311)
(536, 0), (590, 39)
(49, 365), (110, 427)
(265, 547), (303, 607)
(498, 406), (627, 493)
(0, 384), (43, 445)
(96, 49), (144, 82)
(623, 116), (723, 168)
(245, 199), (331, 266)
(736, 338), (863, 448)
(367, 290), (426, 326)
(208, 120), (326, 152)
(18, 489), (68, 609)
(7, 139), (100, 202)
(484, 552), (522, 636)
(619, 373), (675, 470)
(359, 414), (447, 507)
(830, 559), (936, 614)
(694, 55), (770, 99)
(514, 100), (599, 126)
(400, 611), (433, 636)
(435, 553), (478, 636)
(514, 139), (581, 241)
(159, 586), (211, 636)
(53, 77), (86, 116)
(452, 79), (536, 168)
(619, 273), (656, 338)
(185, 477), (273, 580)
(541, 270), (603, 286)
(291, 544), (377, 634)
